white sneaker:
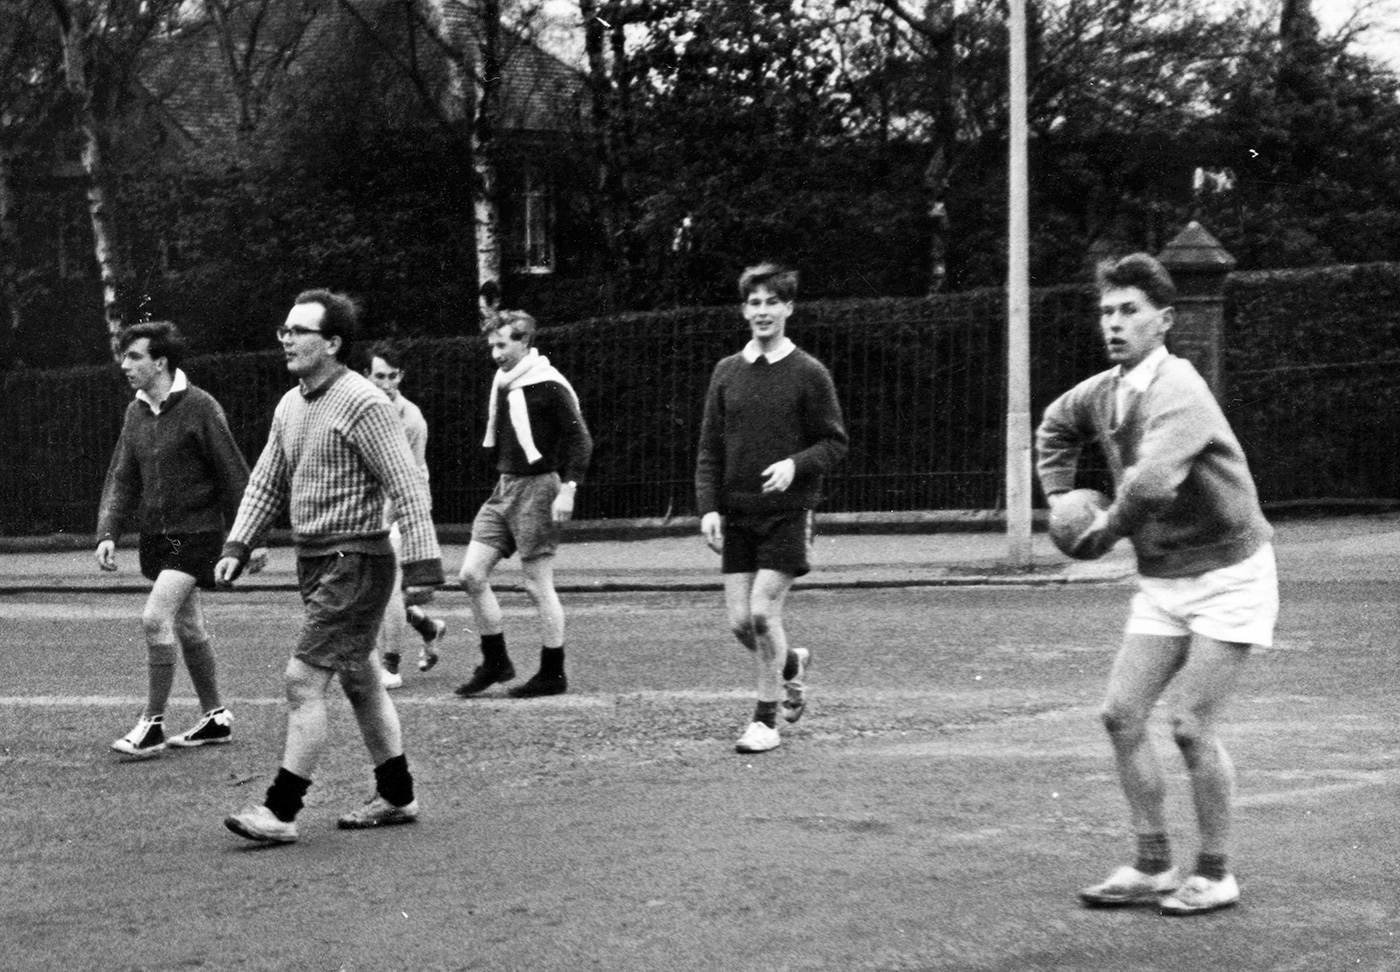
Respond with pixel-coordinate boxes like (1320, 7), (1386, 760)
(337, 794), (420, 829)
(111, 715), (165, 758)
(381, 668), (403, 690)
(735, 721), (781, 753)
(225, 804), (298, 844)
(782, 648), (810, 723)
(1078, 864), (1181, 907)
(1159, 873), (1240, 915)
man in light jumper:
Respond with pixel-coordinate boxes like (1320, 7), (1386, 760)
(1036, 252), (1277, 916)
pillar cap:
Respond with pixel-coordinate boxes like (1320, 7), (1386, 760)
(1157, 221), (1236, 274)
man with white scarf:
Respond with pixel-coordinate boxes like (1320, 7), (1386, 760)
(454, 310), (593, 699)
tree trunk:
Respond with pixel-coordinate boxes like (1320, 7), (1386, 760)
(472, 0), (502, 324)
(51, 0), (129, 359)
(579, 0), (627, 309)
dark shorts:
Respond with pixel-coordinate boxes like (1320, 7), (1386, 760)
(139, 531), (223, 590)
(721, 509), (814, 578)
(471, 473), (561, 561)
(294, 552), (397, 673)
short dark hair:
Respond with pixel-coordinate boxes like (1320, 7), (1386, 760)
(117, 321), (186, 374)
(1098, 253), (1176, 309)
(484, 309), (538, 346)
(738, 263), (798, 302)
(293, 289), (359, 362)
(366, 340), (405, 372)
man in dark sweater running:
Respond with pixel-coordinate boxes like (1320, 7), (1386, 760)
(453, 310), (594, 699)
(696, 263), (848, 753)
(96, 321), (265, 758)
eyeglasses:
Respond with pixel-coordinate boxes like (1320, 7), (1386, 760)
(276, 325), (324, 339)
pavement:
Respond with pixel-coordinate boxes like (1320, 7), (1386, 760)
(0, 519), (1136, 594)
(4, 511), (1395, 594)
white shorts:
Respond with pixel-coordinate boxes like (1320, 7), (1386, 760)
(1126, 543), (1278, 647)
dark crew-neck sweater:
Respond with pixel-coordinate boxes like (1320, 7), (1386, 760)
(696, 347), (848, 515)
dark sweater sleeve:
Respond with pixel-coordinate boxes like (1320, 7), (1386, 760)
(552, 383), (593, 484)
(791, 358), (848, 480)
(96, 406), (140, 541)
(197, 394), (252, 530)
(694, 361), (729, 516)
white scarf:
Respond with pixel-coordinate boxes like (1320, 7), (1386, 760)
(482, 348), (580, 463)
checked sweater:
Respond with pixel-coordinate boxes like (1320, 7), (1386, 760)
(96, 381), (249, 541)
(1036, 353), (1272, 578)
(223, 368), (443, 588)
(696, 346), (848, 516)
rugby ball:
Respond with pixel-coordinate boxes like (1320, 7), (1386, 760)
(1048, 488), (1111, 560)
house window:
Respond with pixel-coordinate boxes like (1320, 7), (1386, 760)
(510, 168), (554, 274)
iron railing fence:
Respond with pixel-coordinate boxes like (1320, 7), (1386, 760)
(2, 283), (1394, 537)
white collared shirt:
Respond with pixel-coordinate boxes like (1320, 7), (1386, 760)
(1116, 345), (1167, 425)
(741, 337), (796, 364)
(136, 368), (188, 415)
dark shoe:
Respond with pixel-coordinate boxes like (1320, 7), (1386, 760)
(508, 671), (567, 698)
(168, 707), (233, 747)
(454, 661), (515, 697)
(112, 715), (166, 758)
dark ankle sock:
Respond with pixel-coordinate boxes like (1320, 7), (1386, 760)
(481, 632), (508, 667)
(264, 767), (312, 823)
(754, 700), (778, 728)
(374, 753), (415, 808)
(406, 608), (435, 639)
(540, 646), (565, 677)
(1195, 852), (1228, 881)
(1135, 832), (1172, 875)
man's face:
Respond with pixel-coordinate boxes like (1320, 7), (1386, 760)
(120, 337), (165, 394)
(487, 327), (530, 372)
(1100, 285), (1172, 370)
(279, 302), (335, 378)
(742, 285), (793, 345)
(367, 356), (403, 400)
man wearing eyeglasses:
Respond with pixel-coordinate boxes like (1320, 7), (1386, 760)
(215, 289), (445, 845)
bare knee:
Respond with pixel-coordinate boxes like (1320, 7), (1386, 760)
(1100, 704), (1148, 743)
(140, 607), (174, 644)
(1170, 711), (1212, 766)
(458, 565), (490, 596)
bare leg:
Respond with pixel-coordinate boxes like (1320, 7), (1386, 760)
(173, 588), (222, 712)
(458, 540), (506, 637)
(339, 661), (405, 766)
(748, 569), (795, 704)
(520, 554), (564, 648)
(1100, 633), (1190, 837)
(139, 570), (200, 717)
(1168, 635), (1252, 856)
(279, 657), (337, 779)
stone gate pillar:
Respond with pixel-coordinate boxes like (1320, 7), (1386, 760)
(1156, 221), (1235, 400)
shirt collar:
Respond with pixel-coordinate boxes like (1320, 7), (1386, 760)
(136, 368), (187, 415)
(1120, 345), (1168, 394)
(741, 337), (796, 364)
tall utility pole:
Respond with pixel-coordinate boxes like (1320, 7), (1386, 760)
(1005, 0), (1033, 566)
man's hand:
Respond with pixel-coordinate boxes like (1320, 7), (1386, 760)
(246, 547), (269, 575)
(700, 511), (723, 554)
(95, 539), (117, 572)
(403, 585), (435, 607)
(761, 458), (796, 494)
(1073, 508), (1118, 560)
(552, 481), (576, 523)
(214, 556), (243, 588)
